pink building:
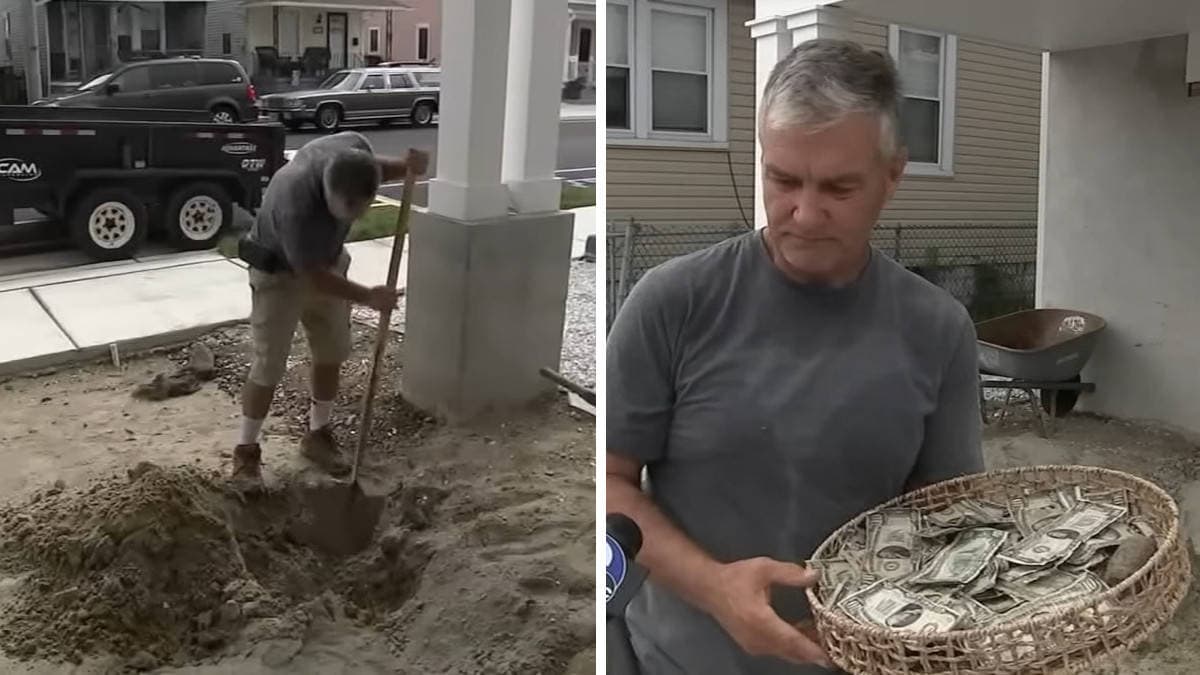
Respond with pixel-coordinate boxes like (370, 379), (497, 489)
(361, 0), (439, 64)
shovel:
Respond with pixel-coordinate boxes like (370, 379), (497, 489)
(290, 158), (418, 556)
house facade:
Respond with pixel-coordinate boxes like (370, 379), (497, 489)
(606, 0), (1042, 314)
(361, 0), (438, 65)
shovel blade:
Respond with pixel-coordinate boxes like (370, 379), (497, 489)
(289, 478), (386, 556)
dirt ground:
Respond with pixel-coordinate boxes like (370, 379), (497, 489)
(0, 324), (596, 674)
(981, 399), (1200, 674)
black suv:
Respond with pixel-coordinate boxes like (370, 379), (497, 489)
(33, 58), (257, 123)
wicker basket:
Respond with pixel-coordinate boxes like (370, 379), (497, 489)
(806, 465), (1193, 674)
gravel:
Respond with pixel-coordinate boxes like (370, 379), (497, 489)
(559, 260), (596, 389)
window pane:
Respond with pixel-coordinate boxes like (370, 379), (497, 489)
(116, 67), (149, 92)
(415, 72), (439, 86)
(150, 63), (196, 88)
(607, 66), (630, 129)
(389, 73), (412, 88)
(900, 97), (939, 163)
(651, 10), (706, 73)
(200, 62), (238, 85)
(898, 30), (940, 99)
(652, 71), (707, 132)
(607, 4), (628, 66)
(418, 27), (429, 60)
(363, 74), (385, 89)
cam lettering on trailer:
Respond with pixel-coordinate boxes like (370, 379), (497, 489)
(221, 142), (257, 155)
(0, 158), (41, 181)
(606, 533), (627, 602)
(241, 158), (267, 171)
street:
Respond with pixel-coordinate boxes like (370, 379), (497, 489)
(0, 118), (595, 272)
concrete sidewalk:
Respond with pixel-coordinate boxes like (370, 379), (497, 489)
(0, 206), (596, 376)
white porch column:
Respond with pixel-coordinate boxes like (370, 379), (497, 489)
(746, 15), (790, 230)
(131, 10), (142, 51)
(747, 2), (853, 229)
(562, 12), (573, 81)
(426, 0), (512, 221)
(502, 0), (569, 214)
(786, 4), (851, 45)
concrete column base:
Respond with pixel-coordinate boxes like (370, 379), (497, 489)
(401, 208), (575, 422)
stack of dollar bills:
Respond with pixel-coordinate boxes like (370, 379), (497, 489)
(811, 485), (1155, 634)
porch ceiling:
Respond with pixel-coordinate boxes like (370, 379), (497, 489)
(243, 0), (409, 9)
(833, 0), (1200, 51)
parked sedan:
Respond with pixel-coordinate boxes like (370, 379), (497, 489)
(257, 67), (440, 132)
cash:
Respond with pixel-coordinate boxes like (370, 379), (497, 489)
(999, 501), (1126, 567)
(909, 528), (1008, 586)
(839, 581), (963, 633)
(816, 486), (1151, 634)
(867, 509), (921, 580)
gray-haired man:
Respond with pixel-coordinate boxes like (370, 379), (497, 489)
(231, 131), (428, 492)
(606, 40), (984, 674)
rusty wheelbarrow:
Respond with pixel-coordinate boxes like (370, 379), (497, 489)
(975, 309), (1107, 435)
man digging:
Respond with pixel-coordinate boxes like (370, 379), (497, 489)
(231, 131), (428, 493)
(606, 40), (983, 674)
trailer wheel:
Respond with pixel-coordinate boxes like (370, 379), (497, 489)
(69, 188), (148, 261)
(165, 182), (232, 250)
(316, 104), (342, 132)
(411, 102), (435, 127)
(1040, 375), (1082, 417)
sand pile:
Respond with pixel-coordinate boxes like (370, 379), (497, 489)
(0, 462), (433, 671)
(0, 462), (262, 666)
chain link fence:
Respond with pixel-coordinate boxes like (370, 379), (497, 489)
(606, 220), (1037, 331)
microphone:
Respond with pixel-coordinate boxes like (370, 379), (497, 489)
(606, 514), (648, 675)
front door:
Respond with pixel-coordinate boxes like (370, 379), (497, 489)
(327, 13), (347, 69)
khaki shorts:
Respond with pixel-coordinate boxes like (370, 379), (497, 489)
(247, 250), (352, 388)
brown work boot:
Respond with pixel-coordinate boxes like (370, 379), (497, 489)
(230, 443), (265, 494)
(300, 426), (350, 476)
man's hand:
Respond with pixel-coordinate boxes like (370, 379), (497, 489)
(405, 149), (430, 177)
(703, 558), (832, 668)
(364, 285), (402, 312)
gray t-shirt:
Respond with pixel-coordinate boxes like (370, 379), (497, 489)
(250, 131), (373, 270)
(606, 230), (983, 675)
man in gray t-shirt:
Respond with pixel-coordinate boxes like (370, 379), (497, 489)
(606, 40), (983, 674)
(230, 131), (428, 492)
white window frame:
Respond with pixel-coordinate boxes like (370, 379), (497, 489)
(607, 0), (729, 149)
(888, 24), (956, 177)
(367, 26), (380, 54)
(416, 23), (430, 61)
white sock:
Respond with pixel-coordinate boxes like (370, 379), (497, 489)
(310, 399), (334, 431)
(239, 417), (265, 446)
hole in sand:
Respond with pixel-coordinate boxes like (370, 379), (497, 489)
(0, 461), (431, 669)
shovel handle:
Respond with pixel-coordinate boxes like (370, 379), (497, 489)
(350, 158), (418, 484)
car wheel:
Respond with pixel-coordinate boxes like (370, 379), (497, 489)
(165, 182), (233, 251)
(316, 104), (342, 132)
(70, 187), (148, 261)
(211, 105), (239, 124)
(411, 103), (434, 127)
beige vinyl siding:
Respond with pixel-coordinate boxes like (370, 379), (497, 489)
(606, 0), (757, 230)
(855, 18), (1041, 230)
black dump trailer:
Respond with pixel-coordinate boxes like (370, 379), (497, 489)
(0, 106), (286, 260)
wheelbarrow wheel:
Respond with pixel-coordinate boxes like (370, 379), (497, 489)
(1040, 375), (1082, 417)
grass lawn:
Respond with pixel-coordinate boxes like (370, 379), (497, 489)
(219, 184), (595, 257)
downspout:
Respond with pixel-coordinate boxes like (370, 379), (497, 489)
(1188, 31), (1199, 96)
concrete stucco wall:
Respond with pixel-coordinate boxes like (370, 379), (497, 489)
(1042, 34), (1200, 430)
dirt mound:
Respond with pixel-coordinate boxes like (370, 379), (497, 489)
(0, 461), (431, 670)
(0, 462), (247, 664)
